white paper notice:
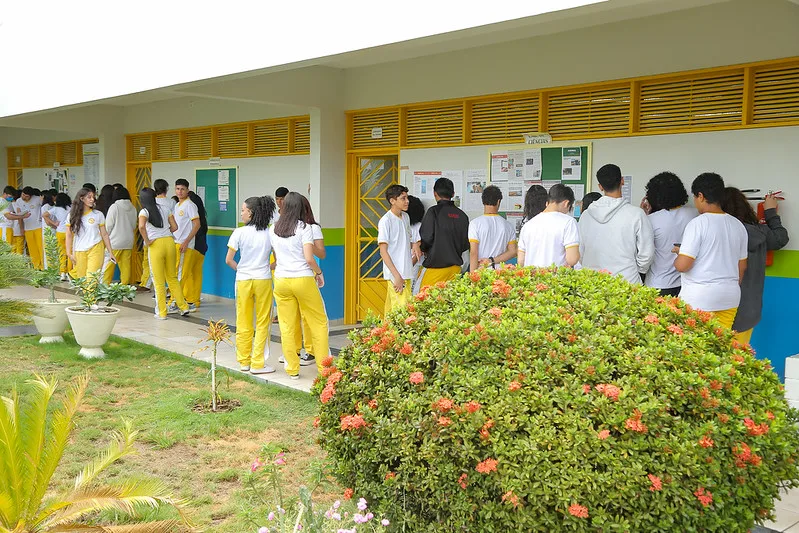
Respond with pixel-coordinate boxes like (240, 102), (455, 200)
(565, 184), (585, 203)
(218, 170), (230, 185)
(622, 175), (633, 203)
(413, 171), (439, 201)
(505, 213), (525, 237)
(490, 152), (510, 182)
(443, 170), (464, 209)
(561, 147), (582, 181)
(506, 180), (525, 212)
(508, 150), (525, 180)
(218, 186), (230, 201)
(524, 148), (542, 180)
(542, 180), (560, 192)
(197, 186), (206, 204)
(464, 169), (487, 212)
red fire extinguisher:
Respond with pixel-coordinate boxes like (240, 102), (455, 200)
(753, 190), (784, 267)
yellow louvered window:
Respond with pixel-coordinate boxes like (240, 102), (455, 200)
(294, 119), (310, 153)
(753, 64), (799, 124)
(130, 135), (152, 161)
(639, 72), (744, 131)
(154, 132), (180, 160)
(405, 104), (464, 146)
(548, 86), (630, 137)
(351, 111), (399, 149)
(470, 96), (539, 143)
(25, 146), (39, 167)
(218, 125), (248, 157)
(41, 144), (57, 166)
(253, 121), (289, 155)
(59, 142), (77, 165)
(185, 129), (212, 159)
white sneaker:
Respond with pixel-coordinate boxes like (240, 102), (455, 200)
(299, 353), (315, 367)
(154, 314), (167, 321)
(278, 355), (285, 364)
(240, 365), (251, 371)
(251, 366), (276, 375)
(188, 303), (198, 313)
(167, 303), (179, 314)
(288, 374), (300, 380)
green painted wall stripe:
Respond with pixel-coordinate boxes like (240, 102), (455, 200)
(208, 228), (233, 237)
(765, 249), (799, 279)
(323, 228), (345, 246)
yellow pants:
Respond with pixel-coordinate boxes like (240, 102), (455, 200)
(0, 228), (12, 246)
(25, 229), (43, 269)
(11, 235), (25, 255)
(172, 246), (203, 306)
(56, 232), (72, 274)
(385, 279), (411, 315)
(293, 300), (327, 356)
(73, 242), (105, 278)
(149, 237), (188, 318)
(235, 279), (273, 369)
(140, 246), (151, 287)
(734, 328), (753, 345)
(710, 307), (738, 330)
(274, 276), (329, 376)
(103, 249), (133, 285)
(419, 265), (461, 289)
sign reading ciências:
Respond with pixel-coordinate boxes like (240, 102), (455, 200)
(523, 132), (553, 145)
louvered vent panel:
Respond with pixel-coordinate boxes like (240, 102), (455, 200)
(351, 111), (399, 149)
(548, 86), (631, 136)
(218, 125), (248, 156)
(25, 146), (39, 167)
(59, 142), (77, 165)
(639, 72), (744, 131)
(41, 144), (57, 166)
(154, 132), (180, 160)
(294, 119), (310, 153)
(753, 64), (799, 124)
(405, 104), (464, 146)
(185, 129), (212, 159)
(471, 96), (539, 143)
(8, 147), (24, 167)
(253, 121), (288, 155)
(130, 135), (151, 161)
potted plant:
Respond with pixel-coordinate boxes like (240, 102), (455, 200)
(65, 271), (136, 358)
(29, 228), (76, 343)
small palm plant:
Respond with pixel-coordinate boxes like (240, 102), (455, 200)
(196, 319), (232, 412)
(0, 374), (193, 532)
(0, 239), (36, 324)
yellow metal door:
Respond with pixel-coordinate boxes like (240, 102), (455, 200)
(8, 169), (22, 188)
(126, 163), (152, 283)
(354, 155), (398, 321)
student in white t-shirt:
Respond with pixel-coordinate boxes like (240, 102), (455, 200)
(270, 192), (329, 379)
(468, 185), (517, 272)
(674, 173), (748, 329)
(226, 196), (278, 374)
(518, 184), (580, 268)
(641, 172), (698, 296)
(168, 179), (201, 312)
(45, 193), (72, 279)
(65, 188), (116, 278)
(15, 187), (44, 269)
(377, 185), (413, 315)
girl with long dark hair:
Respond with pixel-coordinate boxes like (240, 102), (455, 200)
(522, 184), (548, 223)
(226, 196), (277, 373)
(65, 188), (116, 278)
(96, 184), (115, 216)
(270, 192), (329, 378)
(137, 186), (189, 319)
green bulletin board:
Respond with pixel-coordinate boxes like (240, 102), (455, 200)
(195, 167), (238, 229)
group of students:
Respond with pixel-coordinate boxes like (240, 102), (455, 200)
(378, 163), (789, 343)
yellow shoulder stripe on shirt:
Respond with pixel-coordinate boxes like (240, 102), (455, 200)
(507, 240), (517, 245)
(191, 216), (199, 220)
(227, 245), (237, 252)
(678, 252), (696, 259)
(564, 243), (579, 249)
(469, 239), (479, 243)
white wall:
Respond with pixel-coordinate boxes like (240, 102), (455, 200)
(344, 0), (799, 109)
(400, 125), (799, 250)
(21, 167), (84, 192)
(152, 155), (310, 224)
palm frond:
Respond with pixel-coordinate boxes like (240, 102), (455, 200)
(21, 376), (58, 521)
(28, 374), (89, 523)
(0, 388), (24, 527)
(74, 420), (137, 490)
(99, 519), (188, 532)
(0, 298), (37, 325)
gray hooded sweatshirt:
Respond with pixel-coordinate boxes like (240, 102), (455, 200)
(732, 208), (789, 332)
(578, 195), (655, 284)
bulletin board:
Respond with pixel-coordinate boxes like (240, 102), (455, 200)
(195, 167), (238, 229)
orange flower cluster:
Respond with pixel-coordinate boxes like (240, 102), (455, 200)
(321, 355), (334, 367)
(488, 307), (502, 318)
(597, 429), (610, 440)
(502, 490), (520, 508)
(535, 283), (549, 291)
(480, 419), (494, 440)
(458, 473), (468, 489)
(469, 271), (481, 282)
(367, 399), (378, 409)
(370, 328), (397, 354)
(320, 381), (336, 404)
(404, 315), (417, 325)
(582, 384), (591, 394)
(464, 400), (481, 413)
(385, 471), (395, 480)
(685, 318), (697, 327)
(667, 324), (684, 336)
(733, 442), (762, 468)
(508, 381), (522, 392)
(399, 342), (414, 355)
(648, 474), (662, 492)
(343, 488), (354, 499)
(644, 314), (659, 324)
(475, 457), (498, 474)
(699, 435), (714, 448)
(744, 417), (770, 436)
(409, 372), (424, 385)
(595, 383), (621, 401)
(340, 413), (368, 431)
(438, 416), (452, 427)
(568, 503), (589, 518)
(694, 487), (713, 507)
(492, 279), (511, 297)
(433, 397), (455, 412)
(625, 409), (648, 433)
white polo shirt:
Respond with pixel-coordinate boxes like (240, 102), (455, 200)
(228, 225), (272, 281)
(139, 198), (174, 242)
(518, 211), (580, 268)
(48, 206), (69, 233)
(468, 214), (517, 265)
(15, 196), (42, 231)
(65, 209), (105, 252)
(678, 212), (748, 312)
(645, 206), (698, 290)
(172, 198), (199, 247)
(270, 221), (315, 278)
(0, 198), (13, 230)
(377, 210), (413, 280)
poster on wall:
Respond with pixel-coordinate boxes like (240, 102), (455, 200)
(413, 171), (440, 201)
(490, 152), (510, 181)
(622, 175), (633, 203)
(463, 168), (487, 212)
(44, 168), (69, 193)
(561, 147), (582, 181)
(82, 143), (100, 189)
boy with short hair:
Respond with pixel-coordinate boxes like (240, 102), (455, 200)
(674, 173), (748, 329)
(15, 186), (44, 269)
(518, 183), (580, 268)
(169, 178), (201, 312)
(468, 185), (517, 272)
(419, 178), (470, 288)
(378, 184), (413, 314)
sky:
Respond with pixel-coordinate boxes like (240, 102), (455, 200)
(0, 0), (604, 118)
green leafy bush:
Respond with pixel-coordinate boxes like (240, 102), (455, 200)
(70, 271), (137, 311)
(315, 266), (799, 532)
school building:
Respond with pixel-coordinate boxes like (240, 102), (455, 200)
(2, 0), (798, 375)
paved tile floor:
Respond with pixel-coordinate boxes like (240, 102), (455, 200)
(5, 283), (799, 530)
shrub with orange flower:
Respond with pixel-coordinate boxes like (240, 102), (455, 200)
(475, 458), (498, 474)
(648, 474), (662, 492)
(568, 503), (589, 518)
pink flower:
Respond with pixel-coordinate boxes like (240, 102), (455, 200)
(251, 459), (263, 472)
(597, 430), (610, 440)
(489, 307), (502, 318)
(644, 314), (659, 324)
(582, 384), (591, 394)
(438, 416), (452, 427)
(568, 503), (589, 518)
(409, 372), (424, 384)
(667, 324), (684, 336)
(381, 518), (390, 526)
(508, 381), (522, 392)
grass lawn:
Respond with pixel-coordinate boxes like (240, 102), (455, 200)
(1, 334), (326, 532)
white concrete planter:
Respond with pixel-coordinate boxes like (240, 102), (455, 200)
(784, 355), (799, 410)
(31, 299), (76, 344)
(65, 307), (120, 359)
